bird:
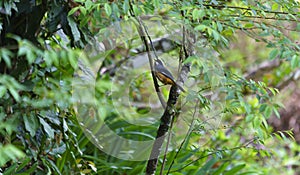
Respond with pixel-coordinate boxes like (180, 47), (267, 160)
(154, 59), (185, 92)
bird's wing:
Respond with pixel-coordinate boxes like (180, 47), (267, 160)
(156, 64), (175, 80)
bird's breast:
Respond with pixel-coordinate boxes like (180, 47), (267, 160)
(155, 72), (175, 85)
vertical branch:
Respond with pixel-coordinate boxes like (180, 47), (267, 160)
(146, 85), (180, 175)
(146, 21), (194, 175)
(159, 112), (175, 175)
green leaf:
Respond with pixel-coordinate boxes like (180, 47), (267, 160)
(212, 30), (220, 41)
(132, 4), (140, 16)
(244, 23), (254, 28)
(226, 91), (235, 100)
(207, 28), (212, 36)
(273, 106), (280, 118)
(288, 14), (297, 21)
(16, 162), (38, 175)
(112, 3), (120, 18)
(197, 158), (218, 174)
(44, 51), (53, 67)
(79, 6), (86, 16)
(15, 157), (31, 172)
(222, 28), (233, 37)
(224, 164), (245, 175)
(0, 144), (25, 167)
(240, 100), (251, 114)
(85, 0), (93, 9)
(23, 114), (39, 137)
(68, 51), (78, 69)
(119, 131), (155, 140)
(0, 48), (12, 68)
(3, 163), (18, 175)
(8, 86), (20, 102)
(152, 0), (160, 8)
(68, 6), (80, 16)
(26, 50), (36, 64)
(51, 50), (59, 66)
(44, 157), (62, 175)
(268, 87), (278, 96)
(213, 162), (230, 175)
(195, 24), (207, 31)
(104, 3), (112, 16)
(39, 117), (55, 138)
(269, 49), (279, 59)
(216, 21), (223, 32)
(192, 9), (199, 20)
(0, 86), (7, 98)
(68, 17), (81, 42)
(291, 55), (299, 69)
(253, 115), (261, 128)
(271, 3), (279, 11)
(281, 50), (292, 58)
(261, 116), (268, 129)
(246, 114), (254, 122)
(183, 55), (198, 63)
(264, 106), (272, 118)
(123, 0), (129, 13)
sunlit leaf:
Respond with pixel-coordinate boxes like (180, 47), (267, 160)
(0, 144), (25, 167)
(39, 117), (55, 138)
(0, 48), (12, 68)
(271, 3), (279, 11)
(224, 164), (245, 175)
(0, 86), (7, 98)
(23, 114), (39, 137)
(68, 17), (81, 42)
(269, 49), (279, 59)
(104, 3), (112, 16)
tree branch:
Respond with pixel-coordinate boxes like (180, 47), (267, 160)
(146, 22), (192, 175)
(276, 68), (300, 90)
(145, 85), (183, 175)
(244, 59), (281, 81)
(201, 3), (298, 16)
(128, 2), (166, 108)
(244, 59), (300, 91)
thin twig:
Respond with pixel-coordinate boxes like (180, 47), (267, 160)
(225, 14), (300, 22)
(161, 20), (189, 175)
(166, 99), (199, 174)
(159, 113), (175, 175)
(169, 137), (257, 173)
(140, 20), (160, 61)
(129, 1), (166, 108)
(200, 3), (298, 16)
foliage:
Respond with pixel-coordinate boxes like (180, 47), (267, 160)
(0, 0), (299, 174)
